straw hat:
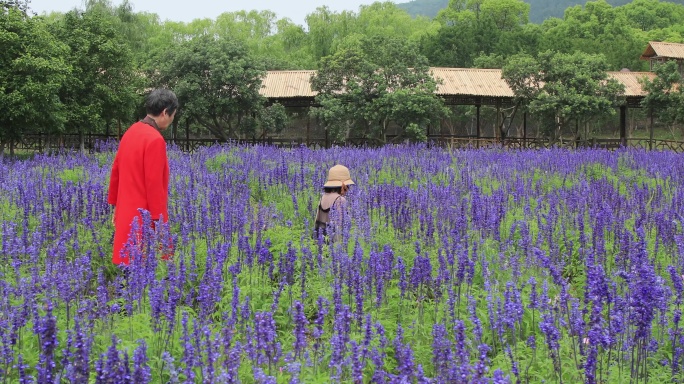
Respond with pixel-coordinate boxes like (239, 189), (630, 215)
(324, 164), (355, 187)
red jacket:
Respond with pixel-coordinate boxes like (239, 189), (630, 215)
(108, 120), (169, 265)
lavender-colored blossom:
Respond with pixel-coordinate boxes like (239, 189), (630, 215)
(432, 323), (453, 380)
(35, 301), (58, 384)
(8, 138), (684, 384)
(132, 341), (151, 384)
(350, 340), (364, 384)
(292, 301), (309, 359)
(392, 325), (416, 381)
(181, 312), (196, 383)
(254, 311), (281, 369)
(397, 257), (407, 299)
(17, 355), (33, 384)
(162, 352), (180, 384)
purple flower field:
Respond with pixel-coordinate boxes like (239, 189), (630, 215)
(1, 144), (684, 383)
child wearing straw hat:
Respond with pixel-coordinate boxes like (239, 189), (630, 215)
(313, 164), (355, 240)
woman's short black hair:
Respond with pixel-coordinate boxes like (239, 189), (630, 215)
(324, 186), (342, 193)
(146, 89), (178, 116)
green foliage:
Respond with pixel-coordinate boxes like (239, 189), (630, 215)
(253, 103), (289, 139)
(306, 3), (437, 64)
(57, 166), (87, 184)
(0, 8), (69, 154)
(503, 50), (625, 140)
(640, 60), (684, 127)
(398, 0), (684, 24)
(3, 146), (684, 382)
(311, 35), (448, 144)
(480, 0), (531, 32)
(539, 1), (646, 70)
(205, 153), (231, 173)
(305, 6), (358, 62)
(397, 0), (451, 19)
(49, 4), (139, 145)
(6, 0), (684, 148)
(423, 5), (501, 68)
(154, 35), (269, 141)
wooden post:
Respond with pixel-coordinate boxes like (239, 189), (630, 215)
(649, 108), (654, 150)
(172, 120), (177, 144)
(619, 105), (627, 147)
(585, 121), (588, 144)
(185, 119), (190, 152)
(496, 104), (501, 143)
(523, 112), (527, 148)
(476, 104), (481, 148)
(306, 115), (310, 146)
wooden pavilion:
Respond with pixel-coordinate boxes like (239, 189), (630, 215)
(640, 41), (684, 75)
(260, 67), (654, 145)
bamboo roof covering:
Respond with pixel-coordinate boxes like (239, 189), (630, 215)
(260, 70), (316, 98)
(607, 71), (655, 96)
(259, 68), (653, 105)
(430, 68), (514, 97)
(640, 41), (684, 60)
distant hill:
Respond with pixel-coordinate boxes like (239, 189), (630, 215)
(395, 0), (448, 19)
(396, 0), (684, 23)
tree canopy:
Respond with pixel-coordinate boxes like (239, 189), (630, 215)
(0, 6), (68, 155)
(154, 35), (287, 141)
(311, 35), (449, 144)
(640, 61), (684, 127)
(397, 0), (684, 24)
(49, 3), (139, 150)
(502, 51), (625, 140)
(3, 0), (684, 149)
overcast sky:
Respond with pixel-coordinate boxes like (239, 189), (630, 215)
(29, 0), (391, 26)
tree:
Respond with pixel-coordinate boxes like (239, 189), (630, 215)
(305, 7), (357, 63)
(155, 35), (284, 141)
(111, 0), (166, 67)
(539, 0), (644, 70)
(617, 0), (684, 32)
(213, 10), (315, 69)
(0, 7), (68, 155)
(50, 4), (138, 151)
(424, 8), (499, 67)
(252, 103), (289, 140)
(480, 0), (529, 32)
(502, 51), (625, 141)
(273, 18), (314, 69)
(355, 1), (437, 41)
(495, 23), (542, 57)
(429, 0), (531, 67)
(311, 35), (449, 144)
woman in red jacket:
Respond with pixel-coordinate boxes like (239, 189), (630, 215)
(108, 89), (178, 265)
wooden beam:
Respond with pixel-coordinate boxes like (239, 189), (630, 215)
(523, 112), (527, 148)
(475, 104), (482, 145)
(496, 104), (501, 142)
(649, 108), (654, 150)
(620, 105), (627, 146)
